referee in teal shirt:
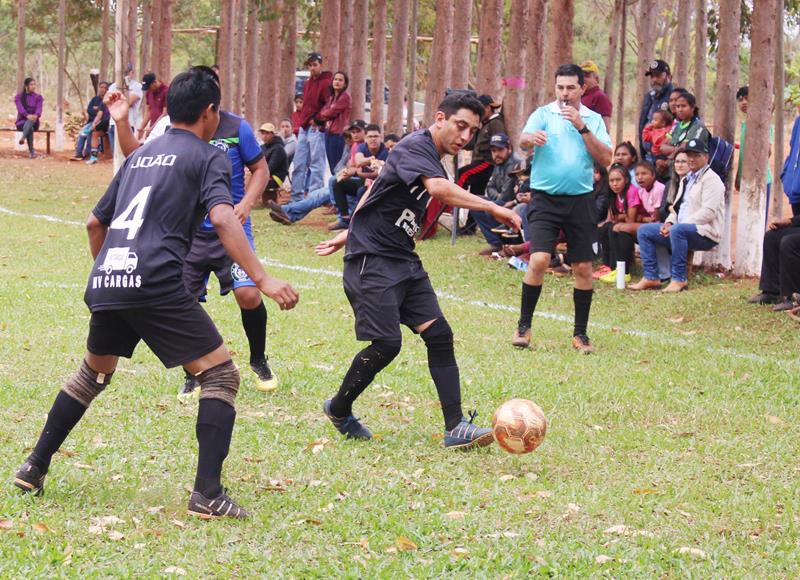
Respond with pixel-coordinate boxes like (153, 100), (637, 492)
(513, 64), (613, 354)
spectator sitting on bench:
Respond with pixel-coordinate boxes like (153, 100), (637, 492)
(84, 81), (110, 165)
(15, 77), (44, 159)
(73, 81), (110, 161)
(259, 123), (288, 191)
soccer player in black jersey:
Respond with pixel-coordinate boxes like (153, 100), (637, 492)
(316, 94), (522, 450)
(13, 67), (299, 519)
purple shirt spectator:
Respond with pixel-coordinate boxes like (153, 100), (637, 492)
(15, 91), (44, 130)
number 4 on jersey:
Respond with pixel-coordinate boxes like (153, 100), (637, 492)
(110, 186), (152, 240)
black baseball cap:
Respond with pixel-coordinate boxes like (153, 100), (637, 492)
(141, 72), (156, 90)
(305, 52), (323, 65)
(645, 59), (671, 76)
(348, 119), (367, 131)
(684, 133), (709, 154)
(489, 133), (510, 149)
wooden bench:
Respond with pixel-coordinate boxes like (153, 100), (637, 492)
(2, 128), (55, 154)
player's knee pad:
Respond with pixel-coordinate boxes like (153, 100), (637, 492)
(421, 318), (456, 367)
(197, 360), (240, 407)
(369, 339), (402, 363)
(62, 360), (114, 408)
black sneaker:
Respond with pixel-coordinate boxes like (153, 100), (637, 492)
(14, 460), (46, 495)
(572, 334), (593, 354)
(773, 299), (795, 312)
(443, 411), (494, 450)
(748, 292), (780, 305)
(187, 489), (249, 520)
(251, 359), (278, 392)
(323, 399), (372, 440)
(177, 373), (199, 401)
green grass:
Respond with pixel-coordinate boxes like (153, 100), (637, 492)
(1, 158), (799, 577)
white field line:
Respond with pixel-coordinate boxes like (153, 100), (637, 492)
(2, 205), (796, 369)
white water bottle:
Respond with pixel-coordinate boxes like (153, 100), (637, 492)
(616, 261), (626, 289)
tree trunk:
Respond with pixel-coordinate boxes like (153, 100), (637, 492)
(636, 0), (657, 150)
(320, 0), (341, 72)
(693, 0), (707, 116)
(525, 0), (548, 115)
(735, 0), (778, 276)
(158, 0), (172, 81)
(244, 0), (259, 124)
(233, 0), (247, 115)
(451, 0), (473, 90)
(475, 0), (504, 96)
(673, 0), (691, 88)
(545, 0), (574, 90)
(100, 0), (110, 82)
(772, 6), (785, 220)
(604, 0), (622, 97)
(423, 0), (454, 125)
(349, 0), (368, 121)
(113, 0), (127, 172)
(139, 0), (151, 76)
(386, 0), (410, 134)
(217, 0), (233, 110)
(279, 1), (297, 119)
(16, 0), (26, 93)
(56, 0), (66, 151)
(339, 0), (353, 72)
(503, 0), (529, 145)
(150, 0), (162, 76)
(370, 0), (387, 128)
(614, 0), (627, 145)
(262, 0), (283, 123)
(257, 18), (270, 124)
(126, 0), (138, 73)
(406, 0), (418, 132)
(701, 0), (740, 270)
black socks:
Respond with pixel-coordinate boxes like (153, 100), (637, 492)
(195, 398), (236, 498)
(573, 288), (594, 337)
(519, 283), (542, 329)
(421, 319), (463, 431)
(330, 340), (401, 418)
(29, 391), (87, 473)
(240, 302), (267, 365)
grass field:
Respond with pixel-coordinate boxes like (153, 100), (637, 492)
(0, 156), (799, 577)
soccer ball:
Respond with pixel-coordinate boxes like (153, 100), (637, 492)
(492, 399), (547, 454)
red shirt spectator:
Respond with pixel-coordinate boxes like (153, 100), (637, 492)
(298, 53), (333, 130)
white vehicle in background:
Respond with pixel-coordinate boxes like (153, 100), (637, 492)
(98, 247), (138, 275)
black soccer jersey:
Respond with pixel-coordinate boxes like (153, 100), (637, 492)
(345, 129), (447, 262)
(84, 128), (233, 311)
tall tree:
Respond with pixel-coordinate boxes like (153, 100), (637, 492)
(320, 0), (341, 71)
(261, 0), (283, 123)
(693, 0), (707, 116)
(614, 0), (627, 145)
(387, 0), (411, 134)
(406, 0), (418, 132)
(475, 0), (503, 96)
(603, 0), (623, 98)
(139, 0), (151, 75)
(423, 0), (453, 125)
(150, 0), (162, 76)
(735, 0), (778, 276)
(244, 0), (259, 124)
(126, 0), (138, 72)
(339, 0), (353, 72)
(17, 0), (27, 92)
(545, 0), (574, 88)
(636, 0), (658, 149)
(451, 0), (473, 90)
(217, 0), (234, 110)
(370, 0), (387, 128)
(772, 6), (785, 220)
(702, 0), (740, 269)
(279, 1), (297, 119)
(504, 0), (529, 145)
(100, 0), (110, 82)
(233, 0), (247, 115)
(56, 0), (66, 151)
(350, 0), (368, 120)
(524, 0), (548, 115)
(673, 0), (691, 87)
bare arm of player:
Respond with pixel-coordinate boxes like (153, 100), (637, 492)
(422, 177), (523, 231)
(210, 204), (299, 310)
(104, 91), (141, 157)
(86, 214), (108, 260)
(520, 131), (547, 150)
(236, 158), (269, 225)
(315, 229), (348, 256)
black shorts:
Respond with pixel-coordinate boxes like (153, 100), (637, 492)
(527, 191), (596, 263)
(183, 230), (257, 298)
(343, 255), (443, 342)
(86, 298), (223, 368)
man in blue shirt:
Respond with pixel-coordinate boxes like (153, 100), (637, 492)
(514, 64), (612, 354)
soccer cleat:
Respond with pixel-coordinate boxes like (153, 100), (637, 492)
(599, 269), (631, 284)
(444, 411), (494, 450)
(251, 359), (278, 392)
(177, 373), (200, 401)
(572, 334), (594, 354)
(187, 489), (249, 520)
(14, 460), (46, 495)
(323, 399), (372, 440)
(512, 325), (532, 348)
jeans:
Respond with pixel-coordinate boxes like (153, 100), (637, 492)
(108, 125), (116, 156)
(325, 133), (345, 173)
(638, 222), (717, 282)
(75, 123), (92, 157)
(20, 119), (36, 153)
(471, 199), (505, 247)
(282, 176), (336, 222)
(291, 126), (326, 200)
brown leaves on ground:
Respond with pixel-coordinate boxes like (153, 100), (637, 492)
(395, 536), (418, 552)
(304, 437), (331, 454)
(0, 519), (13, 530)
(676, 546), (708, 559)
(32, 522), (51, 533)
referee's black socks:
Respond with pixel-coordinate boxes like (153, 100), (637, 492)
(573, 288), (594, 336)
(195, 398), (235, 498)
(240, 302), (267, 364)
(330, 340), (401, 418)
(421, 319), (463, 431)
(518, 283), (542, 329)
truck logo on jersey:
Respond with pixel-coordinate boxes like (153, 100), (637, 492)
(91, 247), (142, 289)
(394, 208), (420, 238)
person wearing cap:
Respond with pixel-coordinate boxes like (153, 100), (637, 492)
(138, 72), (169, 140)
(290, 52), (333, 202)
(638, 59), (673, 159)
(630, 134), (724, 293)
(456, 94), (507, 197)
(260, 123), (288, 190)
(107, 64), (142, 155)
(580, 60), (612, 132)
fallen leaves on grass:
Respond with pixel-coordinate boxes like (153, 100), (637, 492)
(633, 488), (659, 495)
(73, 462), (94, 470)
(146, 506), (165, 515)
(451, 547), (469, 558)
(163, 566), (187, 576)
(0, 519), (13, 530)
(765, 415), (784, 425)
(676, 546), (708, 559)
(32, 522), (51, 533)
(536, 491), (554, 499)
(445, 511), (467, 520)
(106, 530), (125, 541)
(304, 438), (330, 454)
(499, 474), (516, 482)
(563, 503), (581, 521)
(396, 536), (418, 552)
(88, 515), (124, 535)
(595, 555), (614, 564)
(171, 519), (186, 529)
(294, 517), (322, 526)
(604, 524), (654, 538)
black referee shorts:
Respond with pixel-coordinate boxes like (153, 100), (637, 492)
(527, 191), (596, 263)
(342, 255), (443, 342)
(87, 297), (224, 368)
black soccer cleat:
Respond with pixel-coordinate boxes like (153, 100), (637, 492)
(14, 460), (46, 495)
(177, 373), (200, 401)
(443, 411), (494, 451)
(187, 489), (250, 520)
(323, 399), (372, 440)
(251, 359), (278, 392)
